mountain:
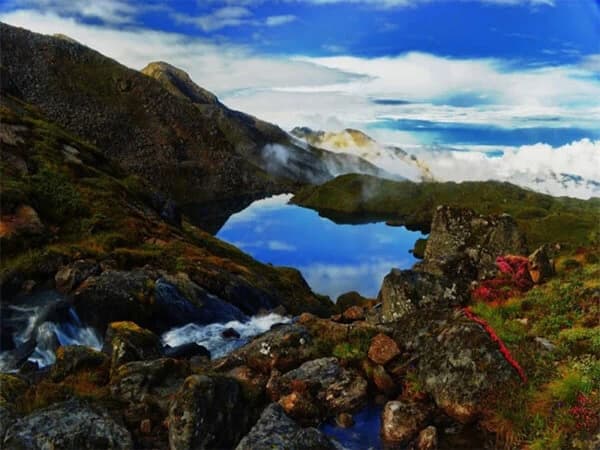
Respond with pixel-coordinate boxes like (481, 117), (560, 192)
(0, 23), (387, 231)
(291, 126), (434, 181)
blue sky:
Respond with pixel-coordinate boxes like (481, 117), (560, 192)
(1, 0), (599, 196)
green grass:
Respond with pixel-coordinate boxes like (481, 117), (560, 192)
(292, 174), (600, 249)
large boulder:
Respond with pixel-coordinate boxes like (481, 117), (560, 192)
(110, 358), (190, 413)
(381, 400), (432, 445)
(103, 321), (162, 370)
(3, 400), (133, 450)
(168, 375), (255, 450)
(235, 403), (336, 450)
(212, 323), (314, 374)
(267, 357), (368, 421)
(392, 308), (517, 423)
(73, 270), (158, 333)
(377, 269), (468, 323)
(418, 206), (527, 282)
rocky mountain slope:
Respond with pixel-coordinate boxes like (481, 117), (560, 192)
(0, 94), (334, 340)
(291, 126), (434, 181)
(0, 22), (385, 228)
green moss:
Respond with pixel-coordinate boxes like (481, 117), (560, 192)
(30, 166), (86, 224)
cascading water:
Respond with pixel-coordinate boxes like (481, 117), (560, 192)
(0, 291), (101, 371)
(161, 313), (290, 359)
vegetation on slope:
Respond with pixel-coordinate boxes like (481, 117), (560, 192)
(0, 95), (333, 317)
(292, 174), (600, 249)
(471, 249), (599, 449)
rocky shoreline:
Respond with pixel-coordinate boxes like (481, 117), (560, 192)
(4, 201), (595, 450)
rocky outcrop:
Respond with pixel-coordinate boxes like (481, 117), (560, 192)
(418, 206), (527, 282)
(267, 357), (368, 422)
(235, 403), (336, 450)
(381, 400), (432, 444)
(392, 308), (516, 423)
(50, 345), (109, 382)
(168, 375), (254, 450)
(110, 358), (190, 412)
(417, 426), (438, 450)
(103, 321), (162, 370)
(74, 270), (158, 333)
(377, 269), (467, 323)
(3, 400), (133, 450)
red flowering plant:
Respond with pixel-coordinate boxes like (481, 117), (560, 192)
(569, 393), (599, 432)
(472, 255), (533, 304)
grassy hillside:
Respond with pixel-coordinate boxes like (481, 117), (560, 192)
(292, 174), (600, 249)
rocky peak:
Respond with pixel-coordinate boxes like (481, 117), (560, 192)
(141, 61), (219, 105)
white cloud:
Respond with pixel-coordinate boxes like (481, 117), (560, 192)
(172, 6), (252, 31)
(0, 10), (358, 95)
(212, 0), (554, 7)
(415, 138), (600, 199)
(5, 0), (138, 24)
(265, 14), (296, 26)
(299, 258), (410, 298)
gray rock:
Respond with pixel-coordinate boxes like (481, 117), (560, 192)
(103, 321), (162, 370)
(235, 403), (336, 450)
(267, 357), (368, 421)
(418, 206), (527, 282)
(378, 269), (467, 323)
(3, 400), (133, 450)
(50, 345), (109, 382)
(381, 400), (432, 444)
(168, 374), (255, 450)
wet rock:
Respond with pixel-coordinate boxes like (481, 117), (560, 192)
(153, 277), (246, 331)
(381, 400), (432, 445)
(54, 259), (101, 294)
(50, 345), (109, 382)
(163, 342), (210, 360)
(74, 270), (158, 333)
(342, 305), (365, 322)
(417, 426), (438, 450)
(3, 399), (133, 450)
(528, 245), (554, 284)
(235, 403), (336, 450)
(222, 327), (241, 339)
(111, 358), (189, 413)
(378, 269), (467, 323)
(213, 323), (313, 374)
(103, 321), (162, 370)
(268, 357), (368, 421)
(168, 375), (254, 450)
(418, 206), (527, 281)
(368, 333), (401, 365)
